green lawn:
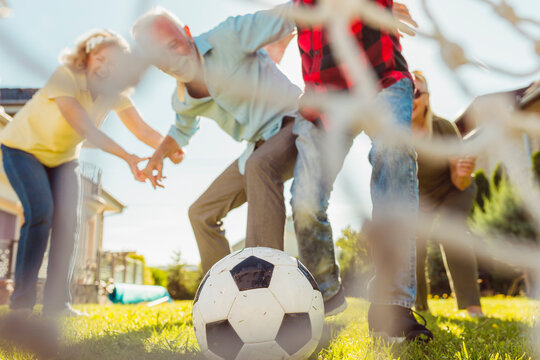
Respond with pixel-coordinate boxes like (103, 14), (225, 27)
(0, 297), (537, 359)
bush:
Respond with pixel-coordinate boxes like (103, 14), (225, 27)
(471, 178), (536, 243)
(148, 267), (168, 288)
(473, 169), (491, 212)
(470, 164), (538, 295)
(336, 227), (373, 297)
(425, 241), (452, 296)
(166, 251), (202, 300)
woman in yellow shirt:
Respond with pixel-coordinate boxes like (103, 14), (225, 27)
(0, 29), (182, 317)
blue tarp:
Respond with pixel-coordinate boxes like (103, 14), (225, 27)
(108, 283), (172, 304)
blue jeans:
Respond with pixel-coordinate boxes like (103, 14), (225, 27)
(1, 145), (80, 313)
(291, 79), (418, 307)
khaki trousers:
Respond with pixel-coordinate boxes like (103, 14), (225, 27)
(189, 118), (297, 274)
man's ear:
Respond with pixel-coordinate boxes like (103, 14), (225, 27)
(154, 16), (180, 37)
(184, 25), (193, 39)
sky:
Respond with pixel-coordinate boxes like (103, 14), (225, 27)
(0, 0), (539, 266)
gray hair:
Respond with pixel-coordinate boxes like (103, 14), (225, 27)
(131, 7), (186, 57)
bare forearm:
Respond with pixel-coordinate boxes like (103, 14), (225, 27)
(55, 97), (129, 160)
(82, 125), (129, 160)
(117, 107), (164, 149)
(136, 127), (164, 150)
(153, 135), (180, 160)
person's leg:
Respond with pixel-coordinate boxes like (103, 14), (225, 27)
(415, 210), (436, 311)
(189, 161), (247, 275)
(1, 145), (54, 311)
(244, 118), (297, 249)
(291, 118), (354, 302)
(437, 184), (482, 312)
(367, 78), (418, 308)
(366, 79), (432, 342)
(42, 160), (81, 314)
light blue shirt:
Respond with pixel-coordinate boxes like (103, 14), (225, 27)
(169, 3), (301, 174)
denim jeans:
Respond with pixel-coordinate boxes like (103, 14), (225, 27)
(291, 79), (418, 307)
(1, 145), (80, 313)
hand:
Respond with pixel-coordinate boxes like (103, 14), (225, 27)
(168, 149), (185, 164)
(393, 2), (418, 37)
(124, 153), (148, 182)
(455, 156), (476, 178)
(298, 93), (320, 122)
(143, 156), (165, 189)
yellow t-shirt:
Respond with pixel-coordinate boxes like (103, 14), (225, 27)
(0, 65), (133, 167)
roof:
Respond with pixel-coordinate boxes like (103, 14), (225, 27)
(454, 85), (533, 136)
(0, 88), (39, 116)
(100, 188), (125, 213)
(520, 82), (540, 109)
(0, 88), (38, 105)
(0, 107), (11, 127)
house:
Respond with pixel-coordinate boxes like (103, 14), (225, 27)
(0, 88), (142, 304)
(454, 81), (540, 174)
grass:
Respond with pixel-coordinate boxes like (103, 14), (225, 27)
(0, 296), (537, 359)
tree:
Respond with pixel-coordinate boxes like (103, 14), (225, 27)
(471, 165), (537, 295)
(336, 227), (373, 297)
(166, 251), (202, 300)
(473, 169), (491, 212)
(149, 267), (168, 288)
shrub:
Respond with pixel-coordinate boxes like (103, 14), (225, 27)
(336, 227), (373, 297)
(148, 267), (168, 288)
(470, 164), (537, 295)
(166, 251), (202, 300)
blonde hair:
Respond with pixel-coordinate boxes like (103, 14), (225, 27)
(59, 29), (130, 72)
(412, 70), (433, 137)
(131, 7), (186, 58)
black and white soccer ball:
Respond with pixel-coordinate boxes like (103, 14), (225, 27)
(192, 247), (324, 360)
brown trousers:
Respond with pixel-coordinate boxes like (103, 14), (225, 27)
(416, 183), (481, 310)
(189, 118), (297, 274)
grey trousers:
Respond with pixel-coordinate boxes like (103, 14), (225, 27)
(188, 118), (297, 274)
(416, 183), (481, 310)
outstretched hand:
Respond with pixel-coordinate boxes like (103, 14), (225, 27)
(143, 156), (166, 189)
(393, 2), (418, 36)
(124, 153), (149, 182)
(168, 149), (185, 164)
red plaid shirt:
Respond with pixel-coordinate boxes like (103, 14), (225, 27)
(294, 0), (413, 124)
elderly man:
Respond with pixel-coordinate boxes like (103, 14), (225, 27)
(131, 6), (302, 283)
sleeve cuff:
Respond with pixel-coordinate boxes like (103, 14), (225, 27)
(167, 125), (190, 149)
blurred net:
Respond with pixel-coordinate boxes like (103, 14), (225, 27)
(1, 0), (540, 357)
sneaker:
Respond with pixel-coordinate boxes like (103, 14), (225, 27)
(368, 304), (433, 343)
(324, 286), (347, 317)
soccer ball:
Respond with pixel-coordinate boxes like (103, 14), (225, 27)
(192, 247), (324, 360)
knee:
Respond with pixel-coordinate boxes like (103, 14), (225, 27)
(244, 154), (274, 181)
(292, 196), (327, 230)
(188, 202), (204, 226)
(26, 201), (53, 227)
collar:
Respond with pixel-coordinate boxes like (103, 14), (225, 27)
(194, 35), (212, 57)
(176, 36), (211, 103)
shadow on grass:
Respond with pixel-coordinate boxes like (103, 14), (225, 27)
(57, 321), (204, 360)
(308, 322), (348, 359)
(386, 312), (535, 360)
